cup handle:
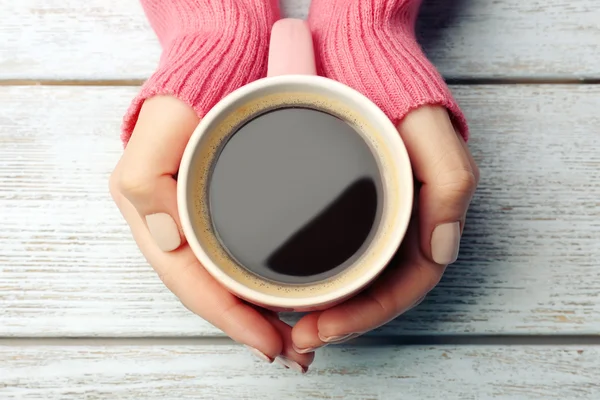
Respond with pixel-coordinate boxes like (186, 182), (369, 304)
(267, 19), (317, 77)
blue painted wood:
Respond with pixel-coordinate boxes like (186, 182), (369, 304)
(1, 344), (598, 399)
(1, 85), (599, 336)
(1, 0), (599, 79)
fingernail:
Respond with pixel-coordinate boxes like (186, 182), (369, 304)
(431, 222), (461, 265)
(293, 344), (321, 354)
(318, 332), (354, 344)
(407, 295), (427, 311)
(245, 345), (273, 363)
(145, 213), (181, 252)
(275, 356), (307, 374)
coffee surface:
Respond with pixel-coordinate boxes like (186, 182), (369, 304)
(209, 108), (381, 284)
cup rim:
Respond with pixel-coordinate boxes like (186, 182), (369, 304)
(178, 74), (413, 309)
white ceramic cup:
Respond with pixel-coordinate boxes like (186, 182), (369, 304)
(177, 19), (413, 312)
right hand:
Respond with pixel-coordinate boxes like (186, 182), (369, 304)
(109, 95), (314, 373)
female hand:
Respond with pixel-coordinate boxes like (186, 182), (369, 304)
(110, 0), (314, 373)
(291, 0), (479, 352)
(292, 105), (479, 351)
(110, 97), (314, 372)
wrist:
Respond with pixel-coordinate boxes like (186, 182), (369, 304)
(142, 0), (280, 45)
(122, 0), (280, 145)
(308, 0), (468, 139)
(310, 0), (420, 35)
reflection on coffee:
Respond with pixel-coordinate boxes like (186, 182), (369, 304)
(209, 108), (382, 284)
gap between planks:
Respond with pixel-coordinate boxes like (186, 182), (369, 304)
(2, 335), (600, 347)
(1, 78), (600, 87)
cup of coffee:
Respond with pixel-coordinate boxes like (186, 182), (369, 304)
(177, 19), (413, 312)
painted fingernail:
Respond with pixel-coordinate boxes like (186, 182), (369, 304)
(245, 346), (273, 363)
(408, 295), (427, 311)
(145, 213), (181, 252)
(431, 222), (461, 265)
(318, 332), (354, 344)
(275, 356), (307, 373)
(292, 344), (320, 354)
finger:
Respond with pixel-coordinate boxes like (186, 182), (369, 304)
(458, 134), (480, 185)
(293, 220), (438, 347)
(114, 96), (199, 252)
(457, 135), (480, 234)
(261, 312), (315, 373)
(110, 188), (283, 360)
(398, 106), (478, 265)
(292, 312), (362, 353)
(291, 313), (321, 353)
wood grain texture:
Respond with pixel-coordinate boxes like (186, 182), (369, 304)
(1, 85), (599, 337)
(1, 0), (599, 80)
(1, 344), (599, 399)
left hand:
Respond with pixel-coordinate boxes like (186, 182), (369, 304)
(291, 105), (479, 352)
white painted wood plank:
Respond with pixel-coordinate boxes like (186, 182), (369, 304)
(416, 0), (600, 79)
(1, 85), (599, 337)
(1, 344), (598, 399)
(1, 0), (599, 80)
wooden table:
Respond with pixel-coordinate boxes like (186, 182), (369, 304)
(1, 0), (599, 398)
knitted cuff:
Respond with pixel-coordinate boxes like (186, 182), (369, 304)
(308, 0), (468, 140)
(122, 0), (279, 145)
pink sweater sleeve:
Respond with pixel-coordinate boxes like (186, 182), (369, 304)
(309, 0), (468, 140)
(122, 0), (279, 144)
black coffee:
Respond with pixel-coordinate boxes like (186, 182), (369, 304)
(209, 108), (382, 284)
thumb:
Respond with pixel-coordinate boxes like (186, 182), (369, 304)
(398, 106), (479, 265)
(115, 95), (199, 252)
